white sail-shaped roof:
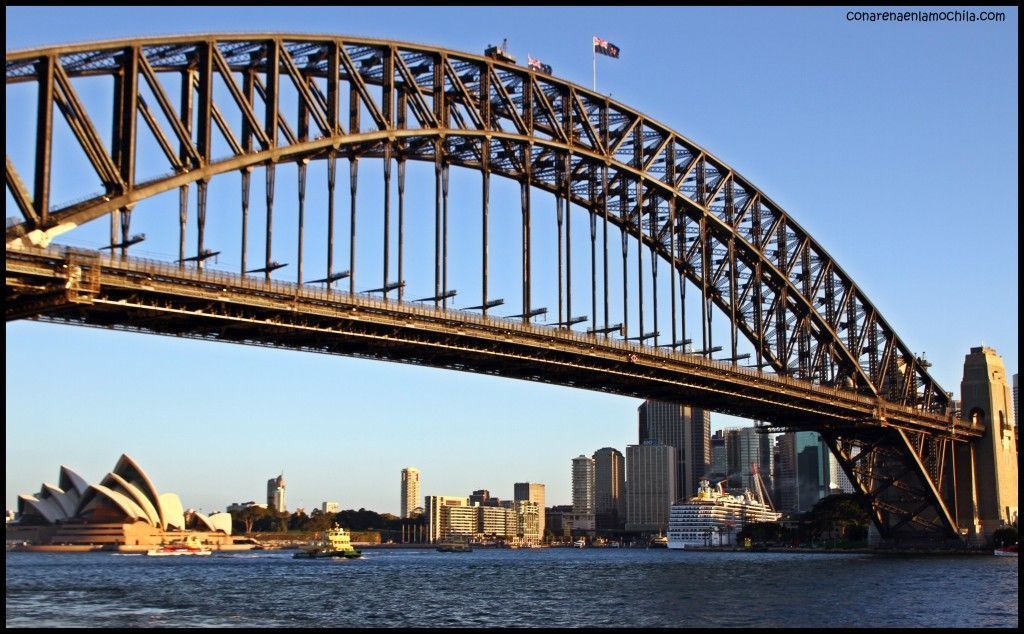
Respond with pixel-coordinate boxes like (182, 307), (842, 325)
(190, 511), (233, 535)
(207, 512), (233, 535)
(41, 483), (76, 518)
(77, 484), (148, 522)
(59, 465), (89, 497)
(158, 493), (185, 530)
(18, 494), (65, 524)
(112, 454), (165, 527)
(101, 472), (162, 527)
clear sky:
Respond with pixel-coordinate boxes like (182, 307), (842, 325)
(5, 6), (1018, 516)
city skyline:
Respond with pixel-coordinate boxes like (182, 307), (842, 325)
(5, 6), (1017, 516)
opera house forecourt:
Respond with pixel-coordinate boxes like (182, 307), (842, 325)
(9, 454), (253, 552)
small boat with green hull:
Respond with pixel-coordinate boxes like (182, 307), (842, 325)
(293, 525), (362, 559)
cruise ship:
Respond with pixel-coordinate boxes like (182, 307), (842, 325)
(667, 479), (781, 549)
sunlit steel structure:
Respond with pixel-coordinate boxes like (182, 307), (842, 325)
(5, 35), (985, 544)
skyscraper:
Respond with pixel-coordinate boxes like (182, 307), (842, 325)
(401, 467), (420, 518)
(726, 427), (773, 491)
(625, 440), (677, 533)
(773, 433), (797, 513)
(513, 482), (546, 538)
(571, 455), (595, 521)
(593, 447), (625, 530)
(638, 399), (711, 500)
(266, 473), (286, 513)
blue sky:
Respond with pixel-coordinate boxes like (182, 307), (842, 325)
(5, 6), (1018, 515)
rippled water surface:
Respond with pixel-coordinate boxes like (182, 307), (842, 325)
(5, 548), (1018, 627)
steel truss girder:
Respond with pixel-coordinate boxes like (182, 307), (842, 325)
(821, 428), (963, 540)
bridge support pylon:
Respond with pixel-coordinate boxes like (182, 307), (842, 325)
(953, 346), (1018, 544)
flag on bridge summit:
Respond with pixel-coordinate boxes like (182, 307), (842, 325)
(593, 36), (620, 59)
(527, 54), (553, 75)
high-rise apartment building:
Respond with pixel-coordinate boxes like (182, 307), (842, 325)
(625, 441), (677, 533)
(401, 467), (420, 519)
(593, 447), (625, 530)
(266, 473), (286, 513)
(321, 501), (340, 514)
(571, 456), (595, 516)
(513, 482), (546, 538)
(470, 489), (491, 506)
(638, 400), (711, 500)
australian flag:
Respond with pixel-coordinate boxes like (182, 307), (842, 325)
(593, 36), (620, 59)
(528, 54), (552, 75)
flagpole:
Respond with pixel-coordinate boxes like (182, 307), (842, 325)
(592, 37), (596, 91)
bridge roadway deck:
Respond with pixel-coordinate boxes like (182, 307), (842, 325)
(6, 245), (980, 440)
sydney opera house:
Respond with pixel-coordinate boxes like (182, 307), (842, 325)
(11, 454), (242, 551)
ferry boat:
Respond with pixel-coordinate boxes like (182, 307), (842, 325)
(147, 535), (212, 556)
(650, 534), (669, 548)
(993, 544), (1018, 557)
(293, 525), (362, 559)
(667, 480), (782, 549)
(572, 538), (586, 548)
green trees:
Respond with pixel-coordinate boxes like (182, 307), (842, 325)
(807, 494), (871, 545)
(737, 521), (786, 545)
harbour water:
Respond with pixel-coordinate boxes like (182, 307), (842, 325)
(5, 548), (1018, 628)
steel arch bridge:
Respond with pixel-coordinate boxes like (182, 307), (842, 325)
(5, 34), (981, 543)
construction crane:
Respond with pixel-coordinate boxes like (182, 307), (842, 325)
(484, 38), (516, 64)
(750, 463), (776, 511)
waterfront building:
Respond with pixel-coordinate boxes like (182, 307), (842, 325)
(478, 504), (515, 538)
(401, 467), (420, 519)
(667, 479), (782, 548)
(424, 495), (469, 543)
(545, 504), (574, 540)
(593, 447), (625, 530)
(571, 456), (596, 530)
(638, 400), (711, 500)
(516, 500), (542, 545)
(321, 501), (340, 514)
(514, 482), (546, 538)
(266, 473), (286, 513)
(12, 454), (235, 548)
(625, 441), (678, 534)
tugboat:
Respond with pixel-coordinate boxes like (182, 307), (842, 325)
(293, 524), (363, 559)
